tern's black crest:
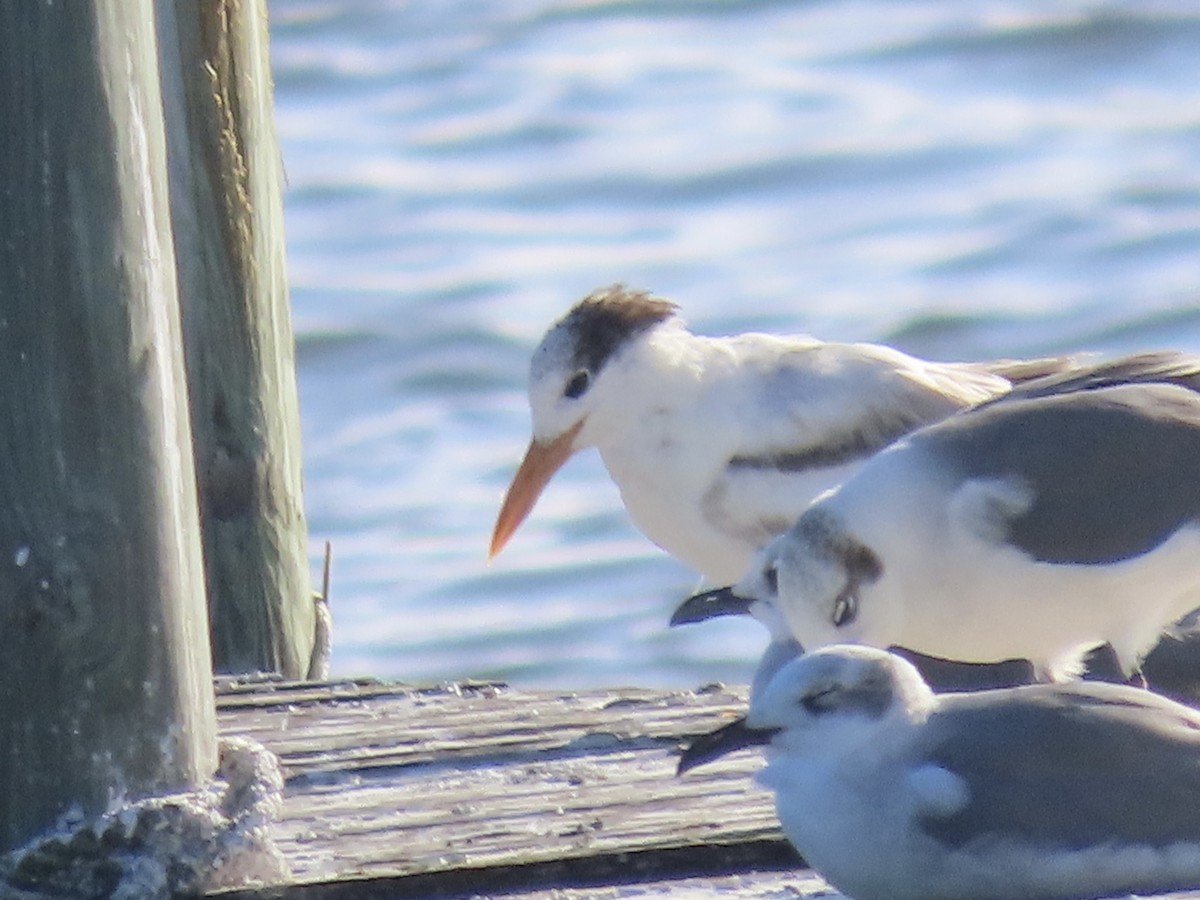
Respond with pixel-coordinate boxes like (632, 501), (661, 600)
(561, 285), (678, 375)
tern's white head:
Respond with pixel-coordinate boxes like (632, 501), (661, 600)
(526, 285), (681, 447)
(490, 285), (679, 558)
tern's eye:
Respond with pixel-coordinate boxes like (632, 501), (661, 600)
(564, 370), (590, 399)
(764, 562), (779, 595)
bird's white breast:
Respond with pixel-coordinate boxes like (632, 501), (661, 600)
(767, 745), (1200, 900)
(761, 741), (946, 900)
(857, 475), (1200, 676)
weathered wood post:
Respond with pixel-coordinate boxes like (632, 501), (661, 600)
(156, 0), (317, 678)
(0, 2), (218, 852)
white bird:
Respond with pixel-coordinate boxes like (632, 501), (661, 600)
(679, 645), (1200, 900)
(490, 284), (1070, 584)
(676, 368), (1200, 682)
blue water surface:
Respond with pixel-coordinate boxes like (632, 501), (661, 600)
(268, 0), (1200, 687)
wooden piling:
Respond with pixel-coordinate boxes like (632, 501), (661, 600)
(0, 1), (217, 852)
(156, 0), (316, 678)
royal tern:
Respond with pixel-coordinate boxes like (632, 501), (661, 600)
(676, 369), (1200, 682)
(490, 284), (1071, 584)
(680, 645), (1200, 900)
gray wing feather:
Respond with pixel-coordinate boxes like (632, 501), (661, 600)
(920, 683), (1200, 849)
(731, 345), (1005, 473)
(988, 350), (1200, 405)
(924, 384), (1200, 564)
(978, 355), (1083, 385)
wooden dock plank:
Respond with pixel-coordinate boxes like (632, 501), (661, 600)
(215, 679), (747, 776)
(211, 677), (798, 898)
(209, 677), (1200, 900)
(273, 748), (775, 873)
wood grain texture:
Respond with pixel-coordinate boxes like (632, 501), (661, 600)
(211, 678), (794, 898)
(0, 0), (216, 852)
(210, 677), (1200, 900)
(157, 0), (315, 678)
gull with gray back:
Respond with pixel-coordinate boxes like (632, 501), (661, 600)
(490, 286), (1079, 690)
(675, 360), (1200, 682)
(681, 645), (1200, 900)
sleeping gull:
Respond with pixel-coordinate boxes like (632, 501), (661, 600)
(488, 284), (1072, 583)
(679, 645), (1200, 900)
(674, 368), (1200, 682)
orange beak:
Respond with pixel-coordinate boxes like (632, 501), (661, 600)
(489, 421), (584, 560)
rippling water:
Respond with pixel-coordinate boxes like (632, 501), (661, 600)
(269, 0), (1200, 688)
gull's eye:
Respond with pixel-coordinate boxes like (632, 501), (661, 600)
(801, 687), (837, 715)
(564, 370), (590, 399)
(832, 589), (858, 627)
(764, 562), (779, 596)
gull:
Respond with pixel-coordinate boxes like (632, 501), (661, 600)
(490, 284), (1071, 584)
(674, 360), (1200, 682)
(679, 644), (1200, 900)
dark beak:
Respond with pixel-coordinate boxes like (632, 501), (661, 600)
(670, 585), (756, 627)
(677, 716), (779, 775)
